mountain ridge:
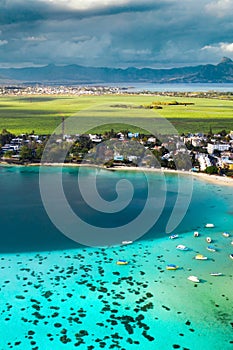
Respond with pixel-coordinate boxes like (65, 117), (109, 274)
(0, 58), (232, 84)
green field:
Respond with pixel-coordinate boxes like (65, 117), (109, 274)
(0, 94), (232, 135)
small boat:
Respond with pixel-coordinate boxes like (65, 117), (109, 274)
(116, 260), (128, 265)
(176, 244), (189, 251)
(194, 231), (199, 237)
(166, 264), (179, 270)
(205, 223), (214, 228)
(195, 254), (208, 260)
(207, 245), (216, 252)
(188, 275), (200, 283)
(222, 232), (230, 238)
(121, 240), (133, 245)
(206, 237), (212, 243)
(210, 272), (223, 276)
(229, 254), (233, 260)
(231, 241), (233, 245)
(169, 234), (179, 239)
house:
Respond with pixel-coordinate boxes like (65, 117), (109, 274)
(117, 132), (124, 141)
(128, 132), (139, 139)
(114, 155), (124, 161)
(191, 137), (202, 147)
(127, 155), (138, 162)
(1, 144), (19, 153)
(207, 143), (230, 155)
(147, 137), (156, 144)
(89, 134), (102, 143)
(197, 154), (212, 171)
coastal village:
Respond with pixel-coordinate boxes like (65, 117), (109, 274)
(1, 86), (233, 176)
(1, 127), (233, 177)
(0, 85), (122, 96)
(1, 84), (233, 99)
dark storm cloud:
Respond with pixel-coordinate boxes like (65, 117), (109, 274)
(0, 0), (169, 24)
(0, 0), (233, 68)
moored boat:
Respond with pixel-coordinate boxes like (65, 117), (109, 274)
(206, 245), (216, 252)
(169, 234), (179, 239)
(205, 223), (214, 228)
(222, 232), (230, 238)
(195, 254), (208, 260)
(188, 275), (200, 283)
(194, 231), (199, 237)
(230, 254), (233, 260)
(116, 260), (128, 265)
(210, 272), (223, 276)
(206, 237), (212, 243)
(121, 240), (133, 245)
(176, 244), (189, 251)
(166, 264), (179, 270)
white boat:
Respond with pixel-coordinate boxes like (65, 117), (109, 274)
(205, 223), (214, 228)
(121, 240), (133, 245)
(222, 232), (230, 238)
(195, 254), (208, 260)
(206, 237), (212, 243)
(210, 272), (223, 276)
(166, 264), (179, 270)
(193, 231), (199, 237)
(169, 234), (179, 239)
(116, 260), (129, 265)
(206, 245), (216, 252)
(188, 275), (200, 283)
(231, 241), (233, 245)
(176, 244), (189, 251)
(230, 254), (233, 260)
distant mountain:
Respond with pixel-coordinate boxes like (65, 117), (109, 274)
(0, 58), (232, 84)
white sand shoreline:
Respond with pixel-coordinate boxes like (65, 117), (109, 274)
(1, 161), (233, 186)
(107, 166), (233, 186)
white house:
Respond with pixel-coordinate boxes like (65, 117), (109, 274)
(207, 143), (230, 155)
(197, 154), (212, 171)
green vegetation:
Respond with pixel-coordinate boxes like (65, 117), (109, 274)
(0, 94), (232, 134)
(205, 165), (219, 175)
(144, 100), (195, 108)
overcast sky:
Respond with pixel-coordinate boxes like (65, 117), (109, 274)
(0, 0), (233, 68)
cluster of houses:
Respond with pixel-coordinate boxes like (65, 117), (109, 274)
(1, 134), (44, 160)
(0, 85), (122, 96)
(1, 129), (233, 174)
(2, 134), (43, 150)
(1, 85), (232, 99)
(182, 131), (233, 172)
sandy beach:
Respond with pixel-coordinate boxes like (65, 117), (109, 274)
(1, 161), (233, 186)
(107, 165), (233, 186)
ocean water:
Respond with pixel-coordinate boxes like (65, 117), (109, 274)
(87, 82), (233, 93)
(0, 165), (232, 350)
(126, 82), (233, 93)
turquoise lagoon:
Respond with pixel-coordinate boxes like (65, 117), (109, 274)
(0, 165), (232, 350)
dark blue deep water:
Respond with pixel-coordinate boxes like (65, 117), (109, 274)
(0, 165), (232, 252)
